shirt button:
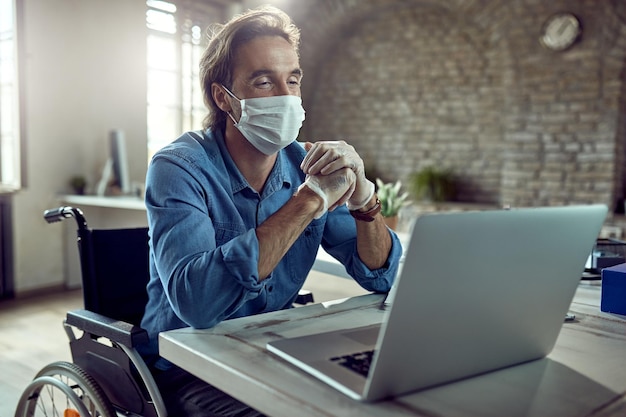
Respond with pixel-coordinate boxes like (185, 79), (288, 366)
(268, 285), (273, 292)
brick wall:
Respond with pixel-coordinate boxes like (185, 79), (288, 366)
(283, 0), (626, 217)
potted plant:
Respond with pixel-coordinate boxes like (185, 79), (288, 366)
(409, 166), (456, 203)
(69, 175), (87, 195)
(376, 178), (410, 230)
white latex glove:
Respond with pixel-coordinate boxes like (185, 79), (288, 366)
(300, 141), (375, 210)
(298, 168), (356, 219)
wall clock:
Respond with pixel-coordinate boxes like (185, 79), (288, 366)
(540, 13), (582, 51)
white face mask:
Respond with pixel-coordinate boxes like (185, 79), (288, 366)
(222, 85), (306, 155)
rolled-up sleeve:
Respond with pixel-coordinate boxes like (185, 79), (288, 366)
(321, 207), (402, 293)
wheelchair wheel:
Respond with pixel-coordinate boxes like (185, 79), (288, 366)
(14, 360), (116, 417)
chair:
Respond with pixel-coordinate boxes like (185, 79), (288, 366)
(14, 206), (166, 417)
(14, 205), (315, 417)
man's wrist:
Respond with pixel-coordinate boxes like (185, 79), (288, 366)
(349, 195), (381, 222)
(295, 183), (326, 219)
(346, 180), (375, 211)
(356, 194), (379, 213)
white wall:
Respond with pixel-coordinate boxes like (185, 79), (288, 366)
(13, 0), (147, 292)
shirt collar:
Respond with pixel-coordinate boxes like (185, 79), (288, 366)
(263, 151), (293, 198)
(212, 129), (292, 197)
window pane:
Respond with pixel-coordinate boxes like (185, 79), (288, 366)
(0, 0), (21, 191)
(192, 109), (205, 130)
(0, 87), (13, 128)
(146, 9), (176, 34)
(147, 34), (177, 71)
(146, 0), (176, 14)
(0, 43), (15, 83)
(147, 105), (180, 157)
(148, 69), (179, 106)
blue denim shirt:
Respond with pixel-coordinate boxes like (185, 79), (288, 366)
(140, 129), (402, 368)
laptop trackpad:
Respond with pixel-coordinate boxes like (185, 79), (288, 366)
(343, 324), (380, 347)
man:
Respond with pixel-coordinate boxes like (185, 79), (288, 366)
(140, 5), (403, 416)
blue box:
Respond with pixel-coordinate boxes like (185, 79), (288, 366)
(601, 263), (626, 315)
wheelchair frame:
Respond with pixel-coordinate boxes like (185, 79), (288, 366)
(14, 206), (167, 417)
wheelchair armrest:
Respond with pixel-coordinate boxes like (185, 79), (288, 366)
(66, 309), (149, 348)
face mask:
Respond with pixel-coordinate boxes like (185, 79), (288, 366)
(222, 85), (306, 155)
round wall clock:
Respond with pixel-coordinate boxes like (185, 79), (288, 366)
(540, 13), (582, 51)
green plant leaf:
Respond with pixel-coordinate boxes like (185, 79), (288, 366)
(376, 178), (410, 217)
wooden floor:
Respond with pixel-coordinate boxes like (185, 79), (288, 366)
(0, 288), (82, 416)
(0, 271), (367, 416)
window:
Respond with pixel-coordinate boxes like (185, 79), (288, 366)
(146, 0), (222, 160)
(0, 0), (22, 191)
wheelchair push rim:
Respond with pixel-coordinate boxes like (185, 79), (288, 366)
(14, 360), (116, 417)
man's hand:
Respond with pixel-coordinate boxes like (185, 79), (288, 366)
(300, 141), (374, 210)
(299, 168), (356, 218)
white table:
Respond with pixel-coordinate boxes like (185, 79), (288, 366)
(61, 194), (146, 211)
(159, 282), (626, 417)
(312, 232), (409, 279)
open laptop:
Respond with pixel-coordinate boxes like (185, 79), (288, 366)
(267, 204), (607, 401)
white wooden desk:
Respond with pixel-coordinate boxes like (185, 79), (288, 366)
(159, 284), (624, 417)
(312, 232), (410, 279)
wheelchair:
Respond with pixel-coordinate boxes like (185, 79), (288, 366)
(14, 206), (166, 417)
(14, 205), (315, 417)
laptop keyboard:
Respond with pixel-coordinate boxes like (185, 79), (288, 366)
(330, 350), (375, 377)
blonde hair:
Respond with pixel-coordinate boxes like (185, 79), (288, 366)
(199, 6), (301, 130)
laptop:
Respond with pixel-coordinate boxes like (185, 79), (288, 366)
(267, 204), (607, 401)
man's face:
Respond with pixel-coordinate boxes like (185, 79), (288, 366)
(230, 35), (302, 100)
